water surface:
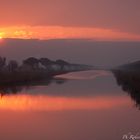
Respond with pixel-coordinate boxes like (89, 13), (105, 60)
(0, 70), (140, 140)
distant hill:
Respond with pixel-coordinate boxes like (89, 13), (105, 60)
(114, 61), (140, 71)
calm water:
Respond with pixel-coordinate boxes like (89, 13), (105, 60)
(0, 70), (140, 140)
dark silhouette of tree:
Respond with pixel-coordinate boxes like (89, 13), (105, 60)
(55, 59), (69, 65)
(55, 59), (69, 70)
(39, 58), (54, 66)
(0, 56), (92, 85)
(8, 60), (18, 72)
(23, 57), (39, 69)
(0, 57), (6, 69)
(112, 70), (140, 110)
(118, 60), (140, 70)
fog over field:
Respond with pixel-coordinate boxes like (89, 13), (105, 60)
(0, 38), (140, 67)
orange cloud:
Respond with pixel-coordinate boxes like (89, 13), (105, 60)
(0, 26), (140, 40)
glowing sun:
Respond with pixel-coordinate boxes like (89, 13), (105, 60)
(0, 36), (4, 42)
(0, 32), (4, 40)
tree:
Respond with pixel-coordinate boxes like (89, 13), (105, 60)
(55, 59), (69, 70)
(0, 57), (6, 69)
(23, 57), (39, 69)
(39, 58), (53, 66)
(55, 59), (69, 65)
(8, 60), (18, 72)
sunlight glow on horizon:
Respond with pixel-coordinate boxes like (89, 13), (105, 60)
(0, 32), (4, 40)
(0, 26), (140, 41)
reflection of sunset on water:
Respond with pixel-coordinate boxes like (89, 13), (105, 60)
(0, 95), (130, 111)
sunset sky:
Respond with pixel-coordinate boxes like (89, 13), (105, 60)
(0, 0), (140, 40)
